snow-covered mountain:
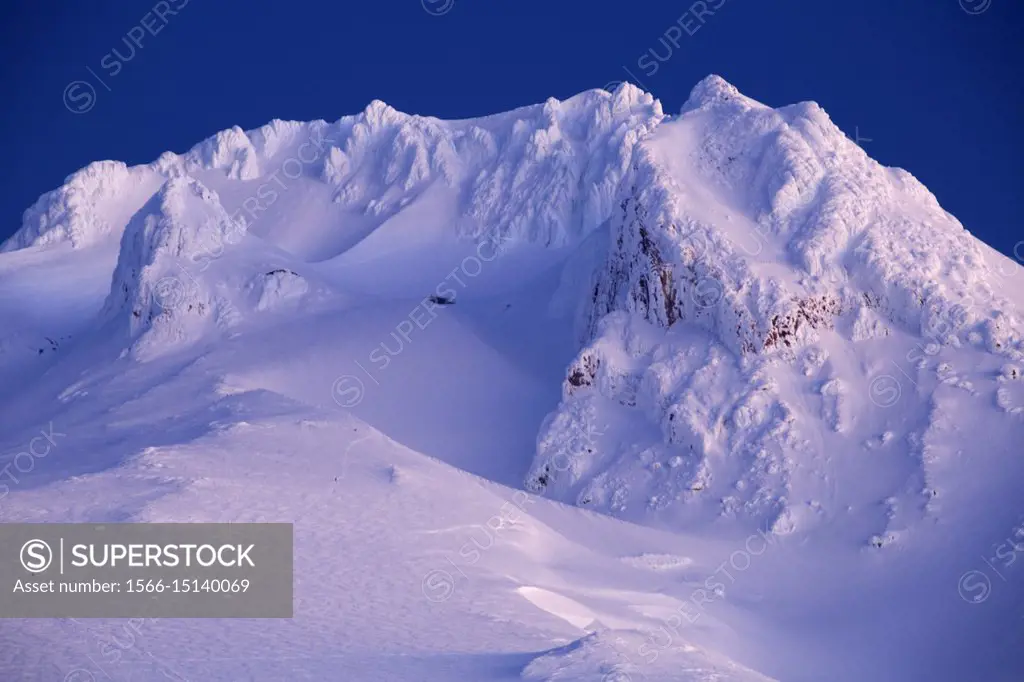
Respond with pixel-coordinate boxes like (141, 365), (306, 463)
(2, 77), (1022, 682)
(526, 76), (1024, 539)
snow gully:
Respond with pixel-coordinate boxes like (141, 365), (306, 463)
(366, 237), (503, 372)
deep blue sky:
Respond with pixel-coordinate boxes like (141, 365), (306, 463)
(1, 0), (1020, 257)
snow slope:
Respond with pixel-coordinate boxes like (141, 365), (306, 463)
(1, 77), (1023, 682)
(527, 77), (1024, 538)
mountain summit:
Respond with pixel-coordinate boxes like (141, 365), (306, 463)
(2, 76), (1022, 681)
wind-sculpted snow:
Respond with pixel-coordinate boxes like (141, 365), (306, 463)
(1, 127), (279, 254)
(583, 76), (1023, 360)
(527, 75), (1024, 536)
(3, 75), (1024, 681)
(186, 125), (262, 180)
(101, 175), (246, 357)
(4, 84), (663, 257)
(4, 84), (665, 363)
(2, 161), (166, 252)
(4, 73), (1022, 538)
(315, 85), (663, 246)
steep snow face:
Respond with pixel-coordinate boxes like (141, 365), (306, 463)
(2, 85), (665, 369)
(316, 85), (663, 249)
(2, 161), (167, 252)
(584, 75), (1022, 358)
(100, 175), (247, 357)
(0, 125), (290, 255)
(527, 76), (1024, 536)
(187, 125), (263, 180)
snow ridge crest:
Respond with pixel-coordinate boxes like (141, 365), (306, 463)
(526, 74), (1024, 535)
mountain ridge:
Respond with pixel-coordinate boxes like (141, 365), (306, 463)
(2, 74), (1023, 681)
(5, 76), (1022, 536)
